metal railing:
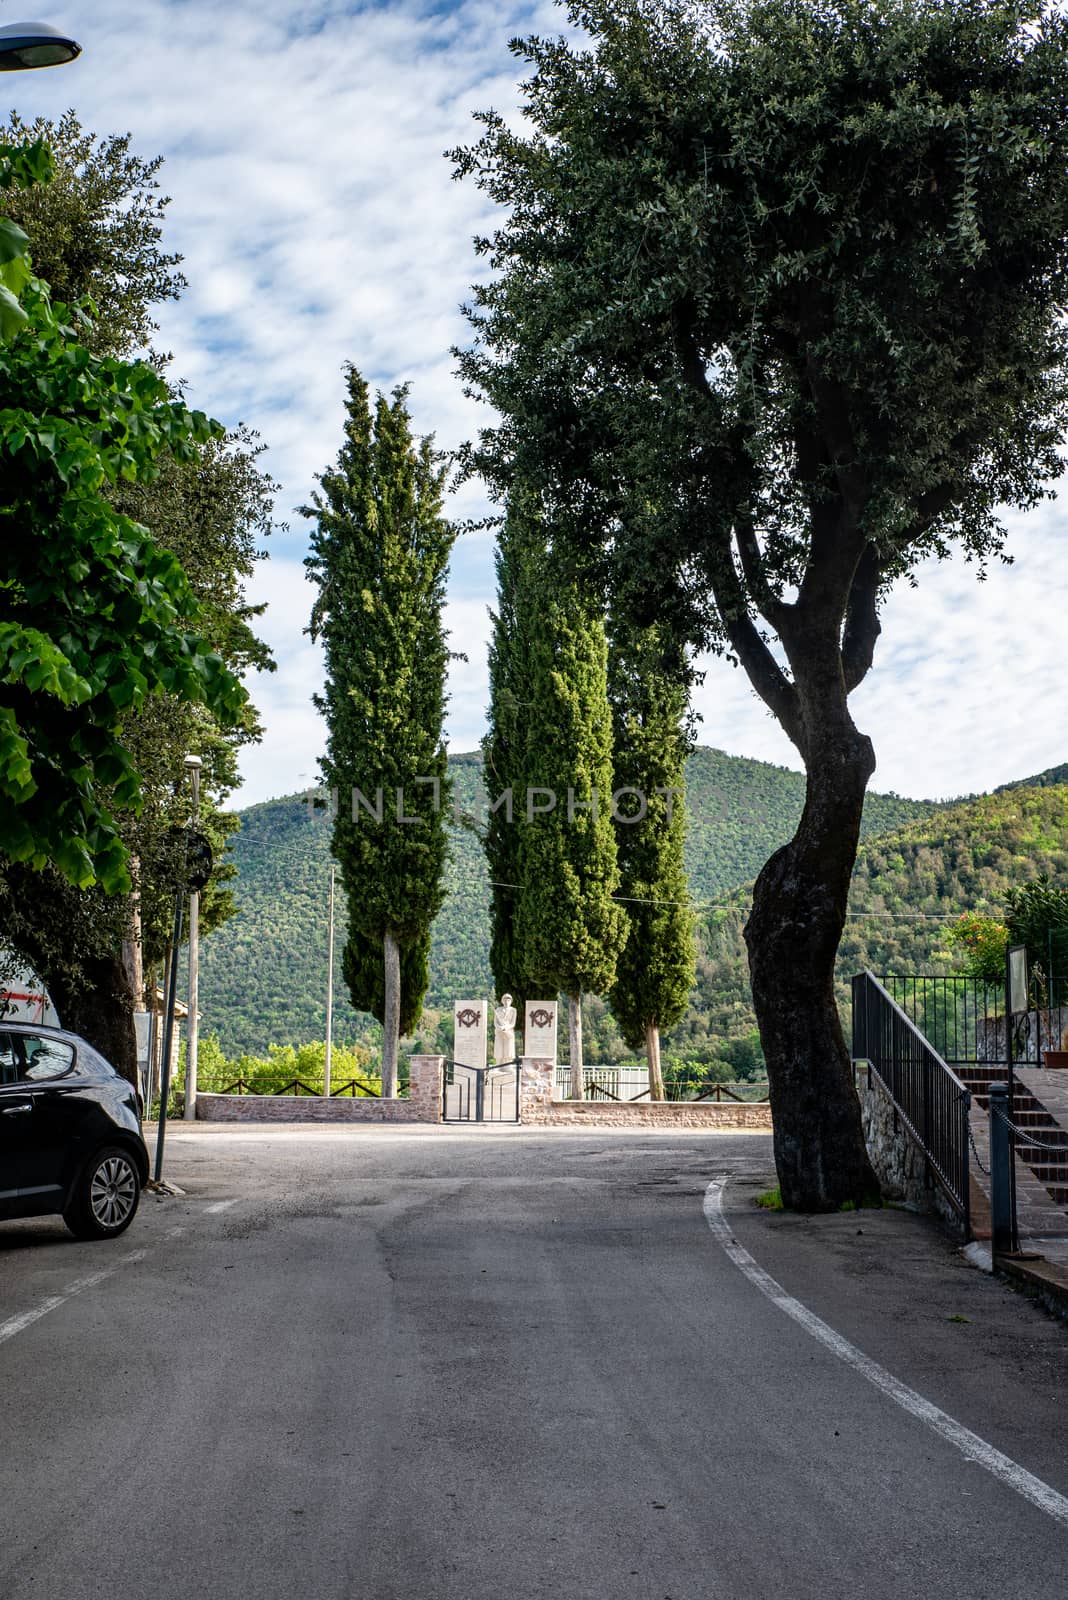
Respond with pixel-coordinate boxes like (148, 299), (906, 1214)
(852, 970), (972, 1233)
(876, 974), (1005, 1070)
(216, 1076), (382, 1097)
(555, 1065), (770, 1103)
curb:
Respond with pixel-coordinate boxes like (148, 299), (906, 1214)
(994, 1252), (1068, 1322)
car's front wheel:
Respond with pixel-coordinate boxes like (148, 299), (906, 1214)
(64, 1146), (141, 1240)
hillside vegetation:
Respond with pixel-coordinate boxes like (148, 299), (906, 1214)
(198, 747), (932, 1054)
(685, 782), (1068, 1049)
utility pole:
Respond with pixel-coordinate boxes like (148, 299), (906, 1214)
(324, 863), (335, 1097)
(183, 754), (202, 1121)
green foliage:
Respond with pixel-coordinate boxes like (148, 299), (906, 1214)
(304, 368), (456, 1042)
(342, 927), (430, 1039)
(946, 911), (1009, 985)
(509, 532), (627, 1003)
(161, 1034), (382, 1116)
(0, 147), (245, 891)
(755, 1188), (783, 1211)
(484, 501), (540, 1004)
(484, 497), (626, 1015)
(698, 782), (1068, 1039)
(1005, 873), (1068, 987)
(454, 0), (1068, 654)
(1, 111), (185, 355)
(608, 620), (695, 1049)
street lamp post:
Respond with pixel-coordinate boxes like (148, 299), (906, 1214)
(183, 755), (202, 1122)
(0, 22), (81, 69)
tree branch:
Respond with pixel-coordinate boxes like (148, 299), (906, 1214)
(841, 543), (882, 693)
(733, 508), (791, 632)
(706, 545), (804, 750)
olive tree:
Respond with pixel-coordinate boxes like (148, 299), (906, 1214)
(453, 0), (1068, 1206)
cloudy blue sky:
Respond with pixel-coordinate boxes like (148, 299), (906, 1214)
(15, 1), (1067, 805)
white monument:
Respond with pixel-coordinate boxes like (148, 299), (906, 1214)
(524, 999), (558, 1063)
(493, 995), (517, 1064)
(453, 1000), (487, 1070)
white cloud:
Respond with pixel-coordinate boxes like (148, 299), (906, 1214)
(17, 4), (1068, 807)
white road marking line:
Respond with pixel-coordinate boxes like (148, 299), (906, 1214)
(703, 1177), (1068, 1530)
(203, 1199), (236, 1214)
(0, 1246), (146, 1348)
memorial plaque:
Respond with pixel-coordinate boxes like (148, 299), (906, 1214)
(453, 1000), (487, 1070)
(524, 999), (558, 1063)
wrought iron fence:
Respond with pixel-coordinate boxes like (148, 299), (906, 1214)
(875, 974), (1005, 1069)
(216, 1076), (382, 1097)
(853, 971), (972, 1233)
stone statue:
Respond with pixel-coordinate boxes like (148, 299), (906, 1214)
(493, 994), (517, 1065)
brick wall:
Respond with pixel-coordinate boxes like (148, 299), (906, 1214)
(196, 1055), (443, 1124)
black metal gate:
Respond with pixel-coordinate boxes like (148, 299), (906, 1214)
(442, 1059), (519, 1123)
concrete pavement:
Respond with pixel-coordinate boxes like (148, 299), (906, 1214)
(1, 1124), (1066, 1599)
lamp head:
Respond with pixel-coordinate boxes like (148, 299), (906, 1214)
(183, 755), (203, 772)
(0, 22), (81, 70)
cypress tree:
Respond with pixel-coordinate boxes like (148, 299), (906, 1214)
(492, 502), (626, 1088)
(483, 500), (541, 1007)
(304, 368), (454, 1095)
(607, 624), (696, 1100)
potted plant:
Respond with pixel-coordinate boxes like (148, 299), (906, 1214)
(1043, 1024), (1068, 1069)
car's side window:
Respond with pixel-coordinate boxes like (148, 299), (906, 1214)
(15, 1035), (75, 1082)
(0, 1038), (18, 1086)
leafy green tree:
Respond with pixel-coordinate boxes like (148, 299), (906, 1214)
(453, 0), (1068, 1207)
(607, 623), (695, 1098)
(508, 516), (626, 1086)
(1005, 875), (1068, 997)
(305, 369), (455, 1096)
(0, 119), (275, 1074)
(1, 109), (185, 356)
(0, 174), (244, 892)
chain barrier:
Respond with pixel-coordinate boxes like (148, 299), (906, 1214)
(967, 1122), (989, 1176)
(990, 1104), (1068, 1154)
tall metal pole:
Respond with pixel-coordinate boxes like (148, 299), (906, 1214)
(324, 863), (335, 1098)
(154, 893), (185, 1183)
(184, 756), (202, 1121)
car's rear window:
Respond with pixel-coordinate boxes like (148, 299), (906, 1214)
(0, 1033), (75, 1083)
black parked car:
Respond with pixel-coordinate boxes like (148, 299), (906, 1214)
(0, 1023), (149, 1239)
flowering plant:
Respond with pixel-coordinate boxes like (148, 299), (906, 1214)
(946, 911), (1009, 985)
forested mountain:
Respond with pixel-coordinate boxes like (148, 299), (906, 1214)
(198, 747), (933, 1054)
(682, 782), (1068, 1052)
(997, 763), (1068, 792)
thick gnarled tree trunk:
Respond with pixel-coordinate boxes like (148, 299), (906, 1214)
(745, 707), (879, 1210)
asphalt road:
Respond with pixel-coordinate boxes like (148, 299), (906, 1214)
(1, 1124), (1067, 1600)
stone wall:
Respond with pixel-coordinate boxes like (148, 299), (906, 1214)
(196, 1055), (443, 1124)
(977, 1007), (1068, 1064)
(857, 1063), (964, 1236)
(527, 1101), (773, 1129)
(518, 1056), (556, 1121)
(518, 1056), (772, 1129)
